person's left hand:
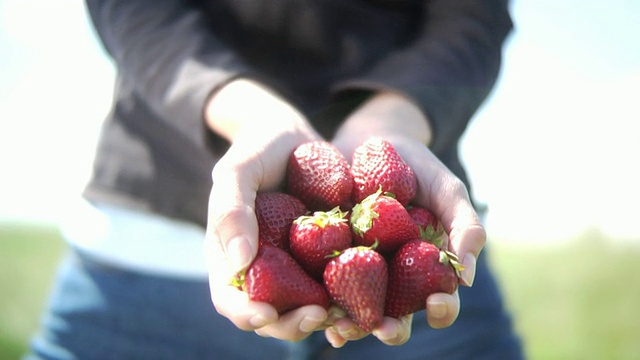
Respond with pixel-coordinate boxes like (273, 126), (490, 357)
(326, 91), (485, 347)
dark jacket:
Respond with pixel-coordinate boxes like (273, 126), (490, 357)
(83, 0), (513, 227)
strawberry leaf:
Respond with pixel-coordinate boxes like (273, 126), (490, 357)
(350, 190), (382, 236)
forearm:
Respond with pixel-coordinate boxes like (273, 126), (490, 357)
(332, 91), (432, 158)
(205, 78), (319, 143)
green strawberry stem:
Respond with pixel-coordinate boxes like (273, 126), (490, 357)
(295, 206), (347, 228)
(440, 250), (465, 278)
(324, 240), (380, 259)
(351, 188), (384, 236)
(230, 270), (246, 290)
(418, 224), (445, 248)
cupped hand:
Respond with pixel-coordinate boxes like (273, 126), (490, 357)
(329, 91), (486, 345)
(203, 79), (329, 341)
(324, 314), (414, 348)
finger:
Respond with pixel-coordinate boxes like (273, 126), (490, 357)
(325, 327), (348, 348)
(204, 234), (279, 331)
(207, 152), (262, 274)
(330, 317), (369, 342)
(408, 147), (485, 286)
(449, 221), (485, 287)
(372, 314), (413, 346)
(433, 179), (485, 286)
(210, 283), (279, 332)
(321, 306), (347, 328)
(426, 290), (460, 329)
(254, 305), (328, 341)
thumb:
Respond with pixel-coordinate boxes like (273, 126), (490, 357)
(206, 155), (261, 274)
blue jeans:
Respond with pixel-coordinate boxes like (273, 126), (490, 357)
(26, 249), (523, 360)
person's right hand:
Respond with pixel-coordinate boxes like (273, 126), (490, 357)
(202, 79), (330, 341)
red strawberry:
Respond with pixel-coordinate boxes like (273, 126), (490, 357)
(350, 189), (419, 253)
(289, 207), (353, 280)
(350, 137), (417, 206)
(255, 192), (308, 250)
(384, 240), (463, 318)
(286, 141), (353, 211)
(236, 245), (330, 314)
(323, 246), (388, 332)
(407, 206), (446, 248)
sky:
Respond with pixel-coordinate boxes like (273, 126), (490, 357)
(1, 0), (639, 244)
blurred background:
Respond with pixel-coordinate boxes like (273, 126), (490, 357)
(1, 0), (639, 359)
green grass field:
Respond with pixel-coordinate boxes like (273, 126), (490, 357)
(1, 221), (639, 359)
(0, 222), (66, 359)
(489, 231), (640, 360)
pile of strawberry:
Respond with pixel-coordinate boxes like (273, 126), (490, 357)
(234, 137), (463, 332)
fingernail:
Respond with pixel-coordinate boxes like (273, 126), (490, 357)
(327, 328), (345, 348)
(427, 299), (447, 319)
(249, 314), (270, 328)
(461, 254), (477, 286)
(372, 329), (394, 342)
(227, 236), (252, 273)
(336, 325), (358, 338)
(299, 315), (323, 333)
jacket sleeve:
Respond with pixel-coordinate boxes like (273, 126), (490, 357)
(85, 0), (251, 146)
(333, 0), (513, 152)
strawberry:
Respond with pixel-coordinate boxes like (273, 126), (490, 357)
(255, 192), (308, 250)
(289, 207), (353, 280)
(236, 245), (330, 314)
(350, 137), (417, 206)
(350, 189), (419, 254)
(323, 246), (388, 332)
(286, 141), (353, 211)
(384, 240), (463, 318)
(407, 206), (446, 248)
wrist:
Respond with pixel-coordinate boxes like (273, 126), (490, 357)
(205, 78), (318, 142)
(332, 91), (433, 156)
